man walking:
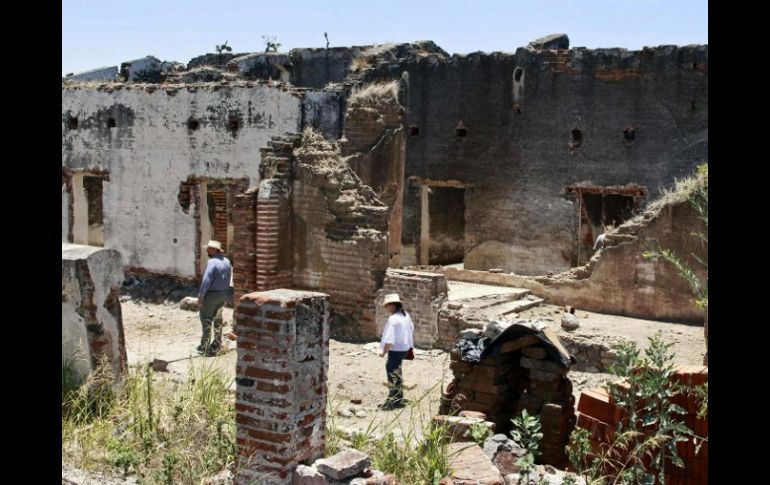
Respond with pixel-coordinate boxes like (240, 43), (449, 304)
(198, 240), (232, 356)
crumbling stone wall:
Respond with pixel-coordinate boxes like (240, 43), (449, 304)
(233, 289), (329, 484)
(62, 82), (342, 278)
(366, 43), (707, 274)
(415, 191), (706, 323)
(62, 244), (127, 383)
(291, 131), (389, 340)
(374, 269), (448, 348)
(342, 86), (406, 266)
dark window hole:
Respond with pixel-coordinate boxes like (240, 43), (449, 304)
(456, 128), (467, 137)
(570, 129), (582, 148)
(67, 116), (78, 129)
(690, 101), (696, 112)
(623, 127), (635, 142)
(187, 118), (200, 131)
(409, 126), (420, 136)
(514, 68), (523, 82)
(229, 118), (240, 134)
(107, 118), (116, 128)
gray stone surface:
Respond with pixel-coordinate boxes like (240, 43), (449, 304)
(561, 313), (580, 331)
(66, 66), (118, 82)
(180, 296), (199, 311)
(528, 34), (570, 50)
(315, 450), (372, 480)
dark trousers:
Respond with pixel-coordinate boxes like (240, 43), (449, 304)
(386, 350), (407, 404)
(199, 291), (227, 351)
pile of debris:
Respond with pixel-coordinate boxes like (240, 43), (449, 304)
(293, 449), (394, 484)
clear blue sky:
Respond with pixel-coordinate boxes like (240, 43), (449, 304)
(62, 0), (707, 76)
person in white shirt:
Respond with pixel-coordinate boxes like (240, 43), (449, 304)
(379, 293), (415, 410)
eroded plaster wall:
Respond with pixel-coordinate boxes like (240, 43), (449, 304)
(62, 244), (127, 383)
(388, 45), (707, 274)
(62, 84), (304, 277)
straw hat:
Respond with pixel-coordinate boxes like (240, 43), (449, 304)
(382, 293), (401, 306)
(207, 240), (223, 251)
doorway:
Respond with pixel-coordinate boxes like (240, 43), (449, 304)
(424, 186), (466, 265)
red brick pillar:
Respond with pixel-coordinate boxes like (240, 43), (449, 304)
(234, 289), (330, 484)
(256, 180), (291, 291)
(231, 188), (258, 302)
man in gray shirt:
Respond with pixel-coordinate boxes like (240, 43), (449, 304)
(197, 240), (232, 356)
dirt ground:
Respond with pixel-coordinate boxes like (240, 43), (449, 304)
(121, 296), (705, 435)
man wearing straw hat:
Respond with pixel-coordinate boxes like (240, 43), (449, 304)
(379, 293), (415, 410)
(197, 240), (232, 356)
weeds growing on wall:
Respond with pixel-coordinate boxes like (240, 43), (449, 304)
(566, 336), (707, 484)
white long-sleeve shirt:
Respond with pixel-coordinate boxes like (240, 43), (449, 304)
(380, 312), (415, 352)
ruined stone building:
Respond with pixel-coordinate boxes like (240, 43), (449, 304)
(62, 35), (708, 338)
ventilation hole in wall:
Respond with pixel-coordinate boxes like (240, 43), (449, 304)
(187, 118), (200, 131)
(570, 129), (583, 149)
(173, 238), (178, 244)
(228, 118), (240, 135)
(623, 127), (636, 142)
(409, 126), (420, 136)
(177, 181), (194, 214)
(107, 118), (116, 128)
(514, 68), (524, 82)
(67, 116), (78, 129)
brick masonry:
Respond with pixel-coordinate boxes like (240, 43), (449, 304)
(375, 269), (448, 347)
(231, 188), (258, 302)
(575, 365), (708, 484)
(233, 289), (330, 484)
(443, 332), (575, 467)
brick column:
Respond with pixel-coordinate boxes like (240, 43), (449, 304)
(256, 180), (292, 291)
(234, 289), (330, 484)
(231, 188), (258, 302)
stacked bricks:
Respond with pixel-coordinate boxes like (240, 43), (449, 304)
(575, 365), (708, 484)
(255, 134), (301, 292)
(375, 269), (448, 348)
(233, 289), (330, 485)
(231, 188), (258, 302)
(446, 334), (575, 467)
(558, 332), (621, 372)
(255, 180), (292, 291)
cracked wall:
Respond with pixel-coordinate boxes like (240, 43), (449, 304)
(365, 44), (708, 274)
(62, 82), (342, 278)
(62, 244), (127, 383)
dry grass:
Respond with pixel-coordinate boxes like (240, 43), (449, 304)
(349, 43), (398, 73)
(647, 163), (707, 213)
(349, 80), (400, 107)
(62, 360), (236, 483)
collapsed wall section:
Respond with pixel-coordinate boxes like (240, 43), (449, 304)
(416, 190), (706, 323)
(291, 131), (390, 340)
(62, 244), (127, 384)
